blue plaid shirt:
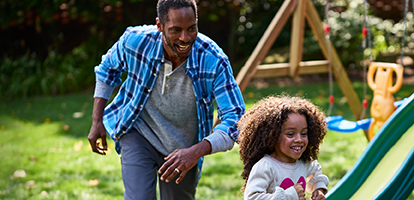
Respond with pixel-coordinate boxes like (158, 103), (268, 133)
(95, 25), (245, 155)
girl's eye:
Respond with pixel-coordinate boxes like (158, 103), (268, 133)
(287, 133), (294, 137)
(301, 132), (307, 136)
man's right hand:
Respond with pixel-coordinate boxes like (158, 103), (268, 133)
(88, 120), (108, 155)
(88, 97), (108, 155)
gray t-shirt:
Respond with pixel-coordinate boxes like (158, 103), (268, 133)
(134, 60), (199, 156)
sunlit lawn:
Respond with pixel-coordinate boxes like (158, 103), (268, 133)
(1, 80), (413, 199)
(0, 94), (124, 199)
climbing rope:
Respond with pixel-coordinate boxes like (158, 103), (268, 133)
(400, 0), (412, 67)
(324, 0), (336, 116)
(360, 0), (372, 119)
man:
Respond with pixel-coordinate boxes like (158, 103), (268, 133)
(87, 0), (245, 199)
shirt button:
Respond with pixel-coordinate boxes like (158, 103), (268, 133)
(132, 119), (135, 122)
(165, 84), (169, 87)
(140, 105), (143, 107)
(153, 73), (157, 77)
(148, 89), (151, 92)
(122, 131), (126, 133)
(161, 60), (164, 63)
(166, 75), (170, 78)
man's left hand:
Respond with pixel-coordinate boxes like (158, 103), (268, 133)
(158, 140), (211, 184)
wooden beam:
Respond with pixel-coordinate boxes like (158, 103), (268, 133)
(254, 60), (329, 78)
(305, 0), (363, 120)
(289, 0), (306, 77)
(236, 0), (298, 92)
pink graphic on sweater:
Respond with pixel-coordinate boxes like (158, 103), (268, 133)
(280, 176), (306, 190)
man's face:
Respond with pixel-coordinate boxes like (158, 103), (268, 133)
(157, 7), (198, 59)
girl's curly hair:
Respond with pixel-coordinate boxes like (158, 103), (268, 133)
(238, 94), (327, 190)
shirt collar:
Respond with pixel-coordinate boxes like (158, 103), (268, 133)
(149, 31), (165, 62)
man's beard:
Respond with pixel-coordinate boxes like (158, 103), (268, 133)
(163, 34), (180, 58)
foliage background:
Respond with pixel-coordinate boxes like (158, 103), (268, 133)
(1, 0), (413, 98)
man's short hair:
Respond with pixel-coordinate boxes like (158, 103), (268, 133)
(157, 0), (197, 26)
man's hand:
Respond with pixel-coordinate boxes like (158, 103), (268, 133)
(158, 140), (211, 184)
(88, 121), (108, 155)
(88, 97), (108, 155)
(293, 182), (306, 200)
(311, 188), (327, 200)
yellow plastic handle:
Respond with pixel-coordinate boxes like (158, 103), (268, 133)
(367, 62), (403, 94)
(388, 64), (403, 93)
(367, 63), (378, 91)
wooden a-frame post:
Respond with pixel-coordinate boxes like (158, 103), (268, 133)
(235, 0), (363, 120)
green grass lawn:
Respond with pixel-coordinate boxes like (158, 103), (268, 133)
(1, 80), (413, 199)
(0, 94), (124, 199)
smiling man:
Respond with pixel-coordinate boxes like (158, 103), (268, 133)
(87, 0), (245, 199)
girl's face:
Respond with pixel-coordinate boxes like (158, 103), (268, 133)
(271, 113), (308, 163)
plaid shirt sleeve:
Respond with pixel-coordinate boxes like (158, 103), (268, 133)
(211, 56), (245, 142)
(189, 34), (245, 152)
(93, 26), (161, 142)
(94, 28), (131, 87)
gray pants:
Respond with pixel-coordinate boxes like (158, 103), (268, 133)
(119, 128), (199, 200)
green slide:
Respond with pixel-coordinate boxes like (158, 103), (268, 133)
(327, 93), (414, 200)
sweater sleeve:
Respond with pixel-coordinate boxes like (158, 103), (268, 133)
(94, 79), (115, 100)
(203, 129), (234, 154)
(305, 160), (329, 193)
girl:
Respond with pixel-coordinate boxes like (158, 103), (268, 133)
(238, 95), (329, 200)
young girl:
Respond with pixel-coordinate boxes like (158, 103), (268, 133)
(238, 95), (329, 200)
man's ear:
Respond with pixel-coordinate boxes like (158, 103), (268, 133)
(156, 17), (162, 32)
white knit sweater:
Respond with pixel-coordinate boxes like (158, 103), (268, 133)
(244, 154), (329, 200)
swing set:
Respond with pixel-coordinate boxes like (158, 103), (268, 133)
(325, 0), (408, 141)
(233, 0), (411, 141)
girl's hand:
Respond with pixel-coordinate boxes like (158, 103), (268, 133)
(293, 182), (306, 200)
(311, 188), (327, 200)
